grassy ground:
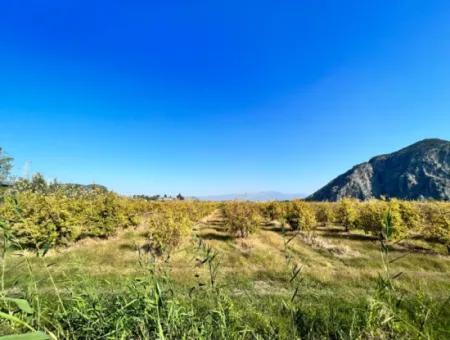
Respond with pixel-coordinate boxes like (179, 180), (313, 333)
(3, 210), (450, 338)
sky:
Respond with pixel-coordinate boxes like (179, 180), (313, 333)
(0, 1), (449, 196)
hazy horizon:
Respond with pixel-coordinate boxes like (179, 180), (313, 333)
(1, 1), (449, 196)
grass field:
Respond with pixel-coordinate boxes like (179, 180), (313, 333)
(2, 208), (450, 339)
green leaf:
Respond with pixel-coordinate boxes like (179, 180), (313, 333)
(0, 331), (50, 340)
(3, 298), (34, 314)
(0, 311), (34, 331)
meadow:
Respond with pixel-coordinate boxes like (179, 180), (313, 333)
(0, 179), (449, 339)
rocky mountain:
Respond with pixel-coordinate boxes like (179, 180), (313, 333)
(308, 139), (450, 201)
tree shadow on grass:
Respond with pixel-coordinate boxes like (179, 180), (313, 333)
(261, 225), (287, 233)
(203, 225), (228, 232)
(392, 244), (438, 255)
(321, 232), (378, 242)
(388, 240), (445, 255)
(208, 219), (225, 226)
(198, 232), (234, 241)
(316, 226), (346, 233)
(138, 231), (149, 238)
(409, 234), (448, 245)
(119, 243), (139, 251)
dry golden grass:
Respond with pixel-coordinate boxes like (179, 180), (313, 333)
(5, 209), (450, 300)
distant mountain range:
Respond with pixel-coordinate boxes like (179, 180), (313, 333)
(308, 138), (450, 201)
(195, 191), (306, 202)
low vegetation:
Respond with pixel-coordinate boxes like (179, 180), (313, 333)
(286, 201), (316, 231)
(0, 181), (138, 249)
(0, 172), (449, 338)
(222, 201), (262, 237)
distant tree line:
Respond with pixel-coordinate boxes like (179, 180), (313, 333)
(133, 193), (185, 201)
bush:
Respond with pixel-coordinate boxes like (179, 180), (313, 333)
(141, 200), (216, 254)
(0, 188), (138, 248)
(313, 203), (335, 226)
(398, 200), (421, 230)
(356, 200), (386, 235)
(76, 189), (132, 239)
(419, 202), (450, 244)
(0, 191), (74, 247)
(0, 187), (216, 251)
(262, 201), (286, 222)
(286, 201), (316, 231)
(223, 202), (262, 238)
(354, 200), (406, 239)
(386, 199), (408, 239)
(336, 198), (358, 231)
(146, 210), (193, 254)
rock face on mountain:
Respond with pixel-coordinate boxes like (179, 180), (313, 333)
(308, 139), (450, 201)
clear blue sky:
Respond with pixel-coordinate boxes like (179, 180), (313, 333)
(0, 1), (449, 196)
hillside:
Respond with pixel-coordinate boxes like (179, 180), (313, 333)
(309, 138), (450, 201)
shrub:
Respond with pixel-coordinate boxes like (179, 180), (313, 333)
(141, 200), (216, 254)
(0, 189), (138, 248)
(398, 200), (421, 230)
(146, 210), (193, 254)
(286, 201), (316, 231)
(313, 203), (335, 226)
(76, 190), (131, 239)
(356, 200), (386, 235)
(0, 191), (73, 248)
(335, 198), (358, 231)
(223, 202), (262, 238)
(386, 199), (408, 239)
(420, 202), (450, 244)
(262, 202), (286, 222)
(354, 199), (406, 239)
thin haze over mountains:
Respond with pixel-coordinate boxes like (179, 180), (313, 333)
(195, 191), (306, 202)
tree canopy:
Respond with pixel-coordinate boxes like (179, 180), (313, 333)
(0, 148), (13, 184)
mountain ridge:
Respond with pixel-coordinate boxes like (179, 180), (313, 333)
(308, 138), (450, 201)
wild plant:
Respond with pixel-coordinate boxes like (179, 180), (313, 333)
(365, 208), (440, 338)
(192, 236), (221, 291)
(0, 217), (56, 339)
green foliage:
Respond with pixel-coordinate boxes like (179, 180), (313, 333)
(1, 194), (450, 338)
(386, 199), (408, 238)
(0, 191), (74, 247)
(146, 211), (193, 255)
(356, 200), (386, 235)
(139, 200), (216, 254)
(0, 188), (138, 249)
(0, 331), (50, 339)
(313, 202), (335, 226)
(0, 149), (12, 184)
(1, 151), (450, 338)
(419, 202), (450, 244)
(398, 200), (422, 230)
(10, 174), (107, 196)
(355, 200), (408, 239)
(336, 198), (359, 231)
(0, 234), (450, 339)
(262, 201), (286, 222)
(286, 201), (316, 231)
(222, 202), (262, 238)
